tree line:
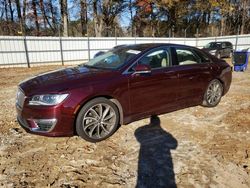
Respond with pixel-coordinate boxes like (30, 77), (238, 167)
(0, 0), (249, 37)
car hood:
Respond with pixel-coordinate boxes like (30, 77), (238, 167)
(19, 66), (115, 96)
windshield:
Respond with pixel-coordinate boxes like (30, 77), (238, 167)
(204, 42), (221, 48)
(81, 47), (141, 70)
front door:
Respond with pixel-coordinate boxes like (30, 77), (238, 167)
(128, 48), (178, 119)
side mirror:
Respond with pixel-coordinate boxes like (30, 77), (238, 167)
(133, 64), (151, 75)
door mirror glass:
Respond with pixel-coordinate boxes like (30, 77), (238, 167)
(133, 64), (151, 74)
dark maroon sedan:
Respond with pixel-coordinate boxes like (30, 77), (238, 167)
(16, 43), (232, 142)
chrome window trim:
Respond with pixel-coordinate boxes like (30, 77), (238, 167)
(122, 46), (172, 75)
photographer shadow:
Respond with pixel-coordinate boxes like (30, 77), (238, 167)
(135, 116), (178, 188)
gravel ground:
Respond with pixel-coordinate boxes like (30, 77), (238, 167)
(0, 62), (249, 188)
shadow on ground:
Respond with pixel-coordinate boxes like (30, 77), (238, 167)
(135, 115), (178, 188)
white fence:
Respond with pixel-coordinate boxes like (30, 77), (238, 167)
(0, 34), (250, 67)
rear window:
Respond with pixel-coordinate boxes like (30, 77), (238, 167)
(225, 42), (232, 48)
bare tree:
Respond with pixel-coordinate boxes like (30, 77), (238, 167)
(39, 0), (55, 34)
(15, 0), (25, 35)
(93, 0), (102, 37)
(32, 0), (40, 35)
(240, 0), (249, 34)
(60, 0), (68, 36)
(80, 0), (87, 36)
(129, 0), (134, 36)
(93, 0), (126, 37)
(7, 0), (15, 34)
(8, 0), (14, 22)
(48, 0), (57, 32)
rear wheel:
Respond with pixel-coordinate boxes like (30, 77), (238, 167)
(202, 79), (223, 107)
(76, 98), (119, 142)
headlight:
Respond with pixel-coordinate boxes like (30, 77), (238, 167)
(29, 94), (68, 106)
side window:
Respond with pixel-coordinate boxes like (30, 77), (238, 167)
(194, 49), (211, 63)
(175, 48), (201, 65)
(138, 49), (170, 69)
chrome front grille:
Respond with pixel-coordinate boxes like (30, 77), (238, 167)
(16, 88), (25, 109)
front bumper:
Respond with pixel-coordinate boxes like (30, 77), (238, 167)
(16, 104), (75, 137)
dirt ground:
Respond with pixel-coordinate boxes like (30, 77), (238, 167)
(0, 61), (249, 188)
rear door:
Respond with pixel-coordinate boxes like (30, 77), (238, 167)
(127, 47), (178, 118)
(171, 47), (213, 105)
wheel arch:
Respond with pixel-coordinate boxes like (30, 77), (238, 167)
(209, 77), (225, 96)
(73, 95), (124, 134)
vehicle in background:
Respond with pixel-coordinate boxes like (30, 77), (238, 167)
(233, 48), (250, 72)
(93, 51), (105, 58)
(203, 41), (233, 59)
(93, 45), (127, 58)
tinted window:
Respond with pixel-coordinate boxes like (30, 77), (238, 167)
(175, 48), (201, 65)
(205, 42), (222, 48)
(194, 49), (211, 63)
(225, 42), (232, 48)
(138, 49), (170, 69)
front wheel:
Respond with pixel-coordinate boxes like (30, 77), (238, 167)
(76, 98), (120, 142)
(202, 79), (223, 107)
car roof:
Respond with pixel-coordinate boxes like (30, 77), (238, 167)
(118, 43), (196, 51)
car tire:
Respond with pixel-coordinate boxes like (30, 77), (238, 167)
(202, 79), (223, 107)
(76, 97), (120, 142)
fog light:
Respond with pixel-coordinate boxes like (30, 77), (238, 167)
(32, 119), (57, 132)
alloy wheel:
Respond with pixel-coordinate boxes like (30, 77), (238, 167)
(82, 103), (117, 139)
(206, 80), (223, 106)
